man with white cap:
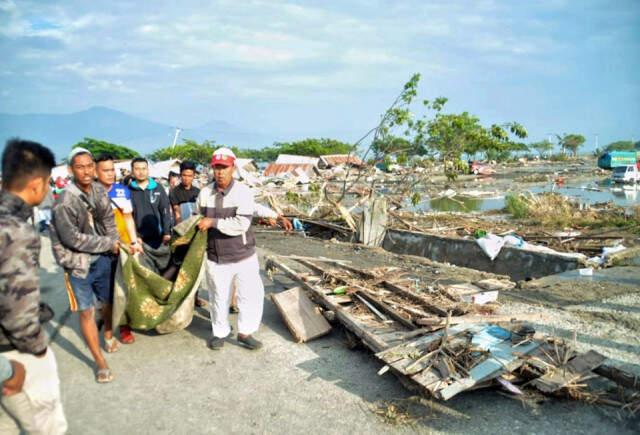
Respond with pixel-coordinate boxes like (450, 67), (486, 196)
(196, 147), (264, 350)
(51, 147), (120, 383)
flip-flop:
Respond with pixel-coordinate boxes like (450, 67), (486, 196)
(104, 337), (119, 353)
(96, 368), (113, 384)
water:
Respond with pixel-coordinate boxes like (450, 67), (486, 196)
(414, 180), (638, 212)
(416, 196), (505, 212)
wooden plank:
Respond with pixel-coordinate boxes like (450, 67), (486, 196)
(266, 256), (389, 352)
(474, 278), (515, 291)
(326, 294), (353, 305)
(376, 324), (489, 375)
(355, 291), (417, 330)
(382, 281), (449, 317)
(444, 283), (499, 305)
(594, 364), (640, 390)
(416, 313), (548, 327)
(531, 349), (608, 393)
(271, 287), (332, 343)
(437, 328), (540, 400)
(566, 350), (606, 373)
(294, 259), (416, 331)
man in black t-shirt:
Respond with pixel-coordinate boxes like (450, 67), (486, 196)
(169, 161), (200, 224)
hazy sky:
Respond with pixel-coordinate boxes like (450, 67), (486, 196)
(1, 0), (638, 149)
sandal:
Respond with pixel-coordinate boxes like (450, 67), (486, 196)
(104, 336), (119, 353)
(96, 367), (114, 384)
(119, 325), (135, 344)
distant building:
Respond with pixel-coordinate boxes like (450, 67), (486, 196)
(319, 154), (364, 169)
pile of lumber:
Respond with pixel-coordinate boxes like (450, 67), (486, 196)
(266, 255), (639, 412)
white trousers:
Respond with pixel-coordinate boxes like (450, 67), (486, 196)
(206, 253), (264, 338)
(0, 347), (67, 435)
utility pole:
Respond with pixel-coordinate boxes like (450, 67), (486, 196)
(171, 127), (183, 148)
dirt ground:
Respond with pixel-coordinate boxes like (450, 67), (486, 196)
(39, 231), (640, 434)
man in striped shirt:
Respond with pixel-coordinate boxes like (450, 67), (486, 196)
(196, 148), (264, 350)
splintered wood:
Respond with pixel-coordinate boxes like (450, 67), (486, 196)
(265, 255), (639, 411)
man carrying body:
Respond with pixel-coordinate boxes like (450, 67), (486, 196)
(197, 147), (264, 350)
(95, 154), (141, 345)
(51, 147), (120, 383)
(129, 157), (171, 249)
(170, 160), (200, 225)
(0, 138), (67, 433)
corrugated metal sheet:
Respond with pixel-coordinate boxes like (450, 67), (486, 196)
(319, 154), (364, 167)
(275, 154), (320, 166)
(263, 163), (316, 177)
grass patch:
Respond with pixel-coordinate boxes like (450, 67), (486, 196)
(504, 192), (640, 233)
(505, 194), (529, 219)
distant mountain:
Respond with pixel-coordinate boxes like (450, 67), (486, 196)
(180, 119), (276, 151)
(0, 106), (275, 162)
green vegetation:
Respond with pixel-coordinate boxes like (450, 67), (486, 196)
(604, 140), (640, 152)
(71, 137), (140, 160)
(363, 73), (527, 179)
(505, 194), (529, 218)
(148, 139), (218, 164)
(150, 137), (355, 163)
(504, 192), (640, 233)
(530, 139), (554, 157)
(242, 138), (355, 162)
(548, 152), (570, 161)
(556, 133), (586, 156)
(148, 139), (254, 165)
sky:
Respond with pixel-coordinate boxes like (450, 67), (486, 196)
(1, 0), (639, 150)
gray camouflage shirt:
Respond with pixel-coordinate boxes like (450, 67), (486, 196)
(0, 190), (48, 355)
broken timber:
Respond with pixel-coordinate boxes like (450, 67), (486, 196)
(271, 286), (332, 343)
(265, 255), (639, 406)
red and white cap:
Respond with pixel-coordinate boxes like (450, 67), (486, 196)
(210, 147), (236, 167)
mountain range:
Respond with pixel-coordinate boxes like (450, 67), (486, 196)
(0, 106), (275, 161)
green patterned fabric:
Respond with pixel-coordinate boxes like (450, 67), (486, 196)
(114, 217), (207, 331)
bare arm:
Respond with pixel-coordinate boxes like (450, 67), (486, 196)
(172, 204), (181, 224)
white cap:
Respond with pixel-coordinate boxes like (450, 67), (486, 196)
(68, 147), (92, 164)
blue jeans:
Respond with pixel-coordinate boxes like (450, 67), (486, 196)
(67, 255), (115, 311)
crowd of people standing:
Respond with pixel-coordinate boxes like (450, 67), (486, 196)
(0, 138), (291, 434)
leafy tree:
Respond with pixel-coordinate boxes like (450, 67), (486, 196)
(530, 139), (554, 157)
(148, 139), (219, 165)
(238, 138), (355, 162)
(274, 138), (354, 157)
(420, 108), (526, 177)
(371, 135), (426, 160)
(72, 137), (140, 160)
(604, 140), (635, 152)
(556, 133), (586, 157)
(348, 73), (527, 180)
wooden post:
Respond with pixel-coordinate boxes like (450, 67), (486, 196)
(358, 197), (387, 247)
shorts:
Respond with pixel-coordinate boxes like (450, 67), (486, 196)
(65, 254), (116, 312)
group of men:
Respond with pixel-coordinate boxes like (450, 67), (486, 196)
(0, 138), (290, 433)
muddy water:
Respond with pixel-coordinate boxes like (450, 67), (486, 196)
(415, 180), (639, 212)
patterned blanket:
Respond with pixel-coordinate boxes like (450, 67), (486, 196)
(112, 216), (207, 333)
